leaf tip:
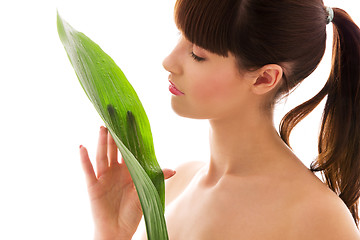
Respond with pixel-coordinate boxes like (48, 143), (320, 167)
(56, 10), (66, 41)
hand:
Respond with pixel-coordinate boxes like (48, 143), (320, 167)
(80, 126), (176, 240)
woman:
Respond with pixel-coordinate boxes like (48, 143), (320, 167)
(79, 0), (360, 239)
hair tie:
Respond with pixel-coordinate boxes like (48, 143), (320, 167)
(326, 7), (334, 24)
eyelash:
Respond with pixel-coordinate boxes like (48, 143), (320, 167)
(191, 52), (205, 62)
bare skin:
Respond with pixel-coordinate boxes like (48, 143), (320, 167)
(143, 36), (360, 239)
(82, 35), (360, 239)
(138, 160), (359, 240)
(79, 126), (176, 240)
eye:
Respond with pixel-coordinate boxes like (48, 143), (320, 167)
(191, 52), (206, 62)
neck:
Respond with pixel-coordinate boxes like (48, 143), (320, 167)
(203, 107), (294, 186)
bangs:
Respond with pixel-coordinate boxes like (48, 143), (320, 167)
(174, 0), (239, 57)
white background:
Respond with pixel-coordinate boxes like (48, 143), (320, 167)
(0, 0), (359, 239)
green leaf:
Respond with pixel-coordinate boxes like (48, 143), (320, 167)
(57, 12), (168, 240)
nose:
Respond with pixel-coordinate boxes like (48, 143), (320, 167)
(162, 44), (183, 75)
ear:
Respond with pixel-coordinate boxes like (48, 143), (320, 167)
(251, 64), (283, 95)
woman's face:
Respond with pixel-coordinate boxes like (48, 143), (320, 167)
(163, 36), (252, 120)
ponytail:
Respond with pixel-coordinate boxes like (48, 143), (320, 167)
(280, 8), (360, 226)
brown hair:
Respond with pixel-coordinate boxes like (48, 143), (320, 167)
(175, 0), (360, 226)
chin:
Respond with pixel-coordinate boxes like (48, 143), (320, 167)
(170, 98), (214, 120)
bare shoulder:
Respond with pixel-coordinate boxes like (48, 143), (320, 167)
(289, 183), (360, 240)
(165, 160), (206, 206)
(136, 161), (206, 240)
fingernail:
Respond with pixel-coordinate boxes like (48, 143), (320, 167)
(79, 145), (83, 149)
(170, 170), (176, 176)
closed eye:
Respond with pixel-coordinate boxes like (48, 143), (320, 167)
(191, 52), (206, 62)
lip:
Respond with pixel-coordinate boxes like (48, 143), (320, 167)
(169, 80), (185, 96)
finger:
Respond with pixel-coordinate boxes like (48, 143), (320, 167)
(96, 126), (109, 177)
(79, 145), (97, 186)
(162, 168), (176, 180)
(108, 131), (118, 165)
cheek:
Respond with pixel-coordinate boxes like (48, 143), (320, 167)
(191, 71), (237, 104)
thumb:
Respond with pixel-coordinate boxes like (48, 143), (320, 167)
(162, 168), (176, 180)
